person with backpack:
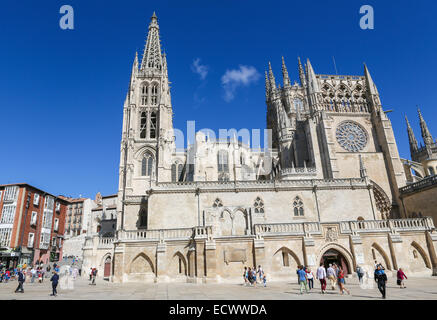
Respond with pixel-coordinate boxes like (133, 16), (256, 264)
(50, 271), (59, 296)
(14, 268), (25, 293)
(374, 264), (388, 299)
(397, 268), (407, 289)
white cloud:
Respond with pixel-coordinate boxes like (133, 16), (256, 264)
(221, 65), (260, 102)
(191, 58), (208, 80)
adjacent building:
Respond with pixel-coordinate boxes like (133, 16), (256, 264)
(0, 183), (67, 268)
(400, 111), (437, 224)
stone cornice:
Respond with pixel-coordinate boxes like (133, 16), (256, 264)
(143, 178), (368, 194)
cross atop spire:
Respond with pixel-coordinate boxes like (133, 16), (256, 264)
(418, 108), (434, 146)
(140, 12), (163, 71)
(281, 56), (290, 87)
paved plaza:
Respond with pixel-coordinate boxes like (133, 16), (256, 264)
(1, 276), (437, 300)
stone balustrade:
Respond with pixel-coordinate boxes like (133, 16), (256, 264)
(399, 175), (437, 195)
(254, 222), (321, 236)
(88, 218), (434, 247)
(340, 217), (434, 234)
(119, 228), (194, 241)
(98, 237), (115, 248)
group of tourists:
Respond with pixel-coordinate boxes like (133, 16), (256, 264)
(243, 265), (266, 287)
(240, 260), (409, 299)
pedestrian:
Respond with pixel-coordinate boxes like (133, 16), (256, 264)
(327, 263), (336, 290)
(89, 268), (93, 281)
(306, 268), (314, 290)
(337, 266), (350, 295)
(50, 271), (59, 296)
(262, 273), (267, 287)
(257, 265), (263, 284)
(14, 268), (25, 293)
(252, 267), (257, 287)
(356, 265), (364, 283)
(374, 264), (387, 299)
(73, 267), (78, 280)
(243, 267), (248, 286)
(91, 268), (97, 285)
(31, 267), (36, 283)
(316, 263), (327, 294)
(38, 268), (43, 283)
(397, 268), (407, 289)
(297, 265), (309, 294)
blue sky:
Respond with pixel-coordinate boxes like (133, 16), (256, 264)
(1, 0), (436, 198)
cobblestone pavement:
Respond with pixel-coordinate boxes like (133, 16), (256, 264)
(1, 276), (437, 300)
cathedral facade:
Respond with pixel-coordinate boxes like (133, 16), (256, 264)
(83, 13), (437, 283)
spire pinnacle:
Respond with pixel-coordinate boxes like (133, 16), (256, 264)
(268, 62), (276, 90)
(364, 63), (378, 95)
(281, 56), (290, 87)
(418, 108), (434, 146)
(298, 57), (306, 87)
(306, 58), (319, 92)
(140, 12), (163, 71)
(405, 115), (419, 154)
(265, 70), (270, 98)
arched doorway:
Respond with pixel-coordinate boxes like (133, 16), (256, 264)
(104, 256), (111, 278)
(320, 249), (351, 274)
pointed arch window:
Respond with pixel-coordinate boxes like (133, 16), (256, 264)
(217, 150), (229, 181)
(212, 198), (223, 208)
(141, 152), (154, 176)
(254, 197), (264, 213)
(150, 112), (157, 139)
(141, 85), (149, 105)
(151, 85), (158, 105)
(171, 162), (185, 182)
(140, 112), (147, 139)
(293, 196), (304, 216)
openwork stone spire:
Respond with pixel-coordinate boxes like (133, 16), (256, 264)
(298, 57), (306, 87)
(268, 62), (276, 90)
(281, 56), (290, 87)
(140, 12), (163, 71)
(405, 115), (418, 154)
(418, 108), (434, 146)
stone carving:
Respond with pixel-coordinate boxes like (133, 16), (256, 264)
(325, 227), (338, 242)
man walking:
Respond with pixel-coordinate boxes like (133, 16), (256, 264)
(297, 265), (309, 294)
(50, 271), (59, 296)
(327, 264), (337, 290)
(316, 263), (327, 294)
(14, 268), (25, 293)
(374, 265), (387, 299)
